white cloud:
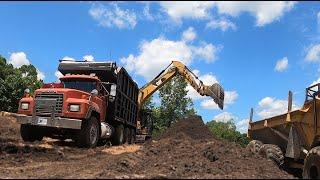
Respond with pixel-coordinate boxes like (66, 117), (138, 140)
(305, 44), (320, 62)
(206, 19), (237, 31)
(236, 119), (249, 134)
(192, 42), (221, 63)
(121, 37), (192, 80)
(121, 27), (220, 81)
(55, 71), (64, 80)
(89, 2), (137, 29)
(159, 1), (215, 22)
(8, 52), (45, 80)
(83, 55), (94, 62)
(257, 96), (298, 119)
(213, 112), (236, 123)
(212, 112), (249, 133)
(143, 3), (154, 21)
(62, 56), (75, 60)
(60, 56), (76, 63)
(275, 57), (289, 72)
(214, 1), (296, 26)
(311, 77), (320, 87)
(158, 2), (295, 26)
(9, 52), (30, 68)
(317, 11), (320, 27)
(182, 27), (197, 42)
(36, 68), (45, 80)
(201, 91), (238, 110)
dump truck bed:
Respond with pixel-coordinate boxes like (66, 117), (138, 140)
(248, 109), (307, 150)
(248, 98), (320, 151)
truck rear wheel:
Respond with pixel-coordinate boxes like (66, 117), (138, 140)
(247, 140), (263, 154)
(258, 144), (284, 167)
(20, 124), (43, 142)
(77, 117), (99, 148)
(124, 127), (130, 144)
(303, 146), (320, 179)
(111, 124), (124, 145)
(129, 129), (135, 144)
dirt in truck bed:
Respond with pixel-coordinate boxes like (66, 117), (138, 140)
(0, 114), (294, 179)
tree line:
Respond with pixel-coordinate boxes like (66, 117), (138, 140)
(0, 55), (43, 112)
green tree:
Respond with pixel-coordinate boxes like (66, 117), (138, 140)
(0, 55), (43, 112)
(206, 120), (249, 147)
(154, 74), (196, 131)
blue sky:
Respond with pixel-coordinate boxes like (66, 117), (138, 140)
(1, 1), (320, 133)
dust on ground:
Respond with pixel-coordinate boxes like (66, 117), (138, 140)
(0, 114), (295, 179)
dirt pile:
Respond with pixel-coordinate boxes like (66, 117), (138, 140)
(101, 115), (294, 179)
(0, 116), (20, 140)
(0, 114), (295, 179)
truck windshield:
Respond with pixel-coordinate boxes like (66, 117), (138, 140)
(63, 80), (97, 93)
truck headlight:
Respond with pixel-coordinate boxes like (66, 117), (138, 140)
(69, 104), (80, 112)
(21, 103), (29, 110)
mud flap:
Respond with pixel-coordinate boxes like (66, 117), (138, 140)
(285, 125), (301, 160)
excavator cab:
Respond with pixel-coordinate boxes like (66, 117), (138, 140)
(136, 109), (153, 143)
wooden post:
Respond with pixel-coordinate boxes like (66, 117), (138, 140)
(249, 108), (253, 123)
(288, 91), (293, 113)
(286, 91), (293, 122)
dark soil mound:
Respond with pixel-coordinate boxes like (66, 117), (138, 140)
(158, 115), (214, 141)
(101, 115), (295, 179)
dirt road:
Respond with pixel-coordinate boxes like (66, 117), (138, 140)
(0, 115), (295, 179)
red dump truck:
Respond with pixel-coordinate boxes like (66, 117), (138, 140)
(16, 61), (139, 147)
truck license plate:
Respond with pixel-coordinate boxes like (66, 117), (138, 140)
(37, 117), (47, 125)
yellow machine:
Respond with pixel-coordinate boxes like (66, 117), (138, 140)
(136, 61), (225, 142)
(247, 83), (320, 178)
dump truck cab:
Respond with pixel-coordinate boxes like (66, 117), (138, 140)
(19, 74), (107, 120)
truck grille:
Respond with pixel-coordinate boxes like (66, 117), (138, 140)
(35, 93), (63, 117)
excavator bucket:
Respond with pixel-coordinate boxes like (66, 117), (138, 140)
(205, 83), (225, 110)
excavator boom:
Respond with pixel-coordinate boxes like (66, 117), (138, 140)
(138, 60), (225, 109)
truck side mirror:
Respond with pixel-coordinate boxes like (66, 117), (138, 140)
(109, 84), (117, 102)
(110, 84), (116, 97)
(91, 89), (98, 96)
(24, 88), (30, 97)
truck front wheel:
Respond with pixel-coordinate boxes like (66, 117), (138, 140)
(77, 117), (99, 148)
(111, 124), (124, 145)
(20, 124), (43, 142)
(303, 146), (320, 179)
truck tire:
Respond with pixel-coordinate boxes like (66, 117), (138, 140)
(111, 124), (124, 145)
(129, 129), (135, 144)
(20, 124), (43, 142)
(303, 146), (320, 179)
(77, 117), (99, 148)
(247, 140), (263, 154)
(258, 144), (284, 167)
(124, 127), (130, 144)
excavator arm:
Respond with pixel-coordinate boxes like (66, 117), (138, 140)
(138, 61), (225, 110)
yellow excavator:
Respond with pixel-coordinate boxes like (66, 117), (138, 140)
(136, 61), (225, 142)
